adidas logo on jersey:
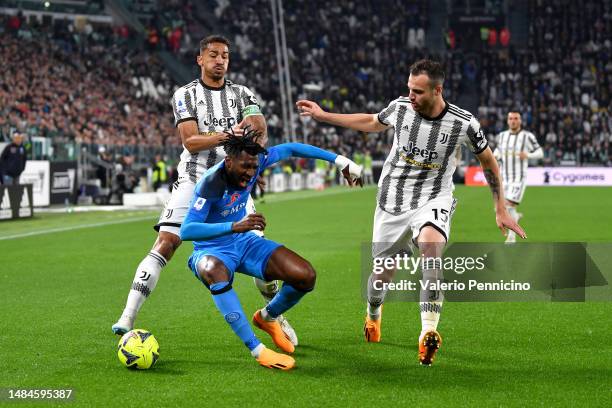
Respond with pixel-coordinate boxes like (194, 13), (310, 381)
(402, 141), (439, 161)
(203, 114), (237, 128)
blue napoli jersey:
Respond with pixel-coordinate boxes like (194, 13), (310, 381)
(180, 143), (338, 247)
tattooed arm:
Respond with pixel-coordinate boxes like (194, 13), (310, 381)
(476, 147), (527, 239)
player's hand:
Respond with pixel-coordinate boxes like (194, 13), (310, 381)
(335, 155), (363, 187)
(496, 210), (527, 239)
(232, 213), (267, 233)
(296, 100), (325, 121)
(519, 151), (528, 160)
(256, 175), (266, 192)
(231, 123), (245, 137)
(212, 131), (231, 146)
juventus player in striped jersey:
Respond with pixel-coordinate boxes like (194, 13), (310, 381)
(494, 111), (543, 243)
(112, 35), (298, 345)
(297, 59), (525, 366)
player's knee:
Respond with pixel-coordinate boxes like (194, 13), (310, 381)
(196, 256), (229, 285)
(293, 261), (316, 291)
(201, 269), (222, 285)
(156, 232), (181, 258)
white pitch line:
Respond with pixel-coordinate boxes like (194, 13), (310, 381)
(0, 186), (377, 241)
(263, 185), (376, 204)
(0, 215), (155, 241)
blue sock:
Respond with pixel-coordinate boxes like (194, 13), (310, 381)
(210, 282), (261, 351)
(265, 283), (309, 318)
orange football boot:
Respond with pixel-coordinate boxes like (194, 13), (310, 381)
(418, 330), (442, 366)
(253, 310), (295, 353)
(256, 347), (295, 370)
(363, 306), (382, 342)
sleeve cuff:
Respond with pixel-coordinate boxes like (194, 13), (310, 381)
(377, 113), (389, 126)
(175, 117), (197, 127)
(473, 143), (489, 155)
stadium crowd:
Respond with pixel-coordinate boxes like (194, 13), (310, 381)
(1, 0), (610, 167)
(0, 14), (176, 150)
(477, 0), (611, 165)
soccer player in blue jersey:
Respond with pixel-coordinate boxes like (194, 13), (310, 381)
(179, 129), (362, 370)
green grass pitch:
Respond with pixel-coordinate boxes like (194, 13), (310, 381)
(0, 186), (611, 407)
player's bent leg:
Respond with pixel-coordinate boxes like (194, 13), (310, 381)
(368, 205), (413, 343)
(416, 226), (446, 366)
(254, 278), (299, 346)
(252, 247), (315, 353)
(112, 232), (180, 335)
(196, 255), (294, 370)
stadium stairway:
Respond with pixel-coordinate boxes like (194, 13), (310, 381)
(507, 0), (529, 49)
(426, 0), (448, 53)
(104, 0), (193, 84)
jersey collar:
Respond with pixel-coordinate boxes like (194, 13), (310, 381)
(417, 99), (449, 121)
(199, 78), (226, 91)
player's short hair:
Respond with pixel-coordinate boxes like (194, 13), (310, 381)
(200, 35), (231, 53)
(409, 59), (445, 87)
(507, 110), (522, 116)
(223, 126), (267, 158)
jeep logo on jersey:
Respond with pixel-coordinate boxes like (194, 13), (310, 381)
(203, 114), (236, 128)
(402, 141), (439, 161)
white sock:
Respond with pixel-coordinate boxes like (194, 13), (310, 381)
(260, 307), (276, 322)
(251, 343), (265, 358)
(419, 301), (443, 337)
(367, 303), (382, 320)
(120, 250), (167, 321)
(367, 272), (387, 320)
(420, 267), (444, 335)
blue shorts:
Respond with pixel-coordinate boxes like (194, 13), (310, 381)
(187, 232), (282, 283)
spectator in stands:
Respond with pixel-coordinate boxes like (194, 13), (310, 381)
(152, 154), (168, 191)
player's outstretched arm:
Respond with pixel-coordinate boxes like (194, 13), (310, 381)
(296, 100), (388, 133)
(266, 143), (363, 186)
(476, 147), (527, 239)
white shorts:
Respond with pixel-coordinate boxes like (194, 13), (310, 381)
(155, 180), (260, 237)
(372, 195), (457, 258)
(504, 181), (526, 204)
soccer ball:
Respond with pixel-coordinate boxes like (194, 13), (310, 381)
(117, 329), (159, 369)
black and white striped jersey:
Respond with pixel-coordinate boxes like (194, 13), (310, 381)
(494, 130), (541, 184)
(171, 79), (260, 183)
(376, 97), (488, 214)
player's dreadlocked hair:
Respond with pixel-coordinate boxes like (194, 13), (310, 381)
(223, 125), (267, 157)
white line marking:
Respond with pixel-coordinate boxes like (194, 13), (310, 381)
(0, 186), (377, 241)
(0, 215), (154, 241)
